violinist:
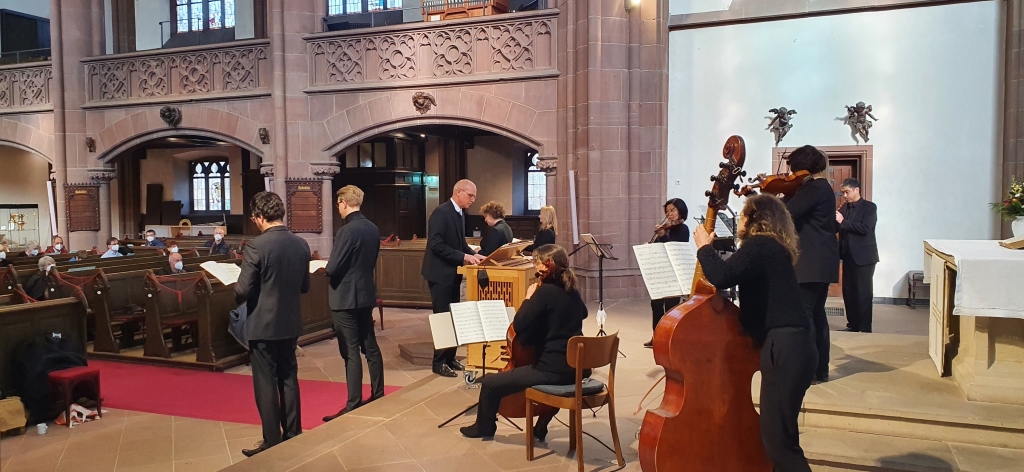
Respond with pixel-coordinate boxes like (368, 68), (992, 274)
(460, 244), (588, 441)
(645, 198), (689, 348)
(694, 194), (816, 472)
(783, 145), (839, 383)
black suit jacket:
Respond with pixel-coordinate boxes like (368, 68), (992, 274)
(326, 212), (380, 310)
(480, 220), (513, 256)
(838, 199), (879, 266)
(786, 178), (840, 284)
(235, 225), (311, 341)
(421, 200), (473, 286)
(156, 266), (189, 276)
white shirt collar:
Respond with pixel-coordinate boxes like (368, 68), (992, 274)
(450, 198), (462, 216)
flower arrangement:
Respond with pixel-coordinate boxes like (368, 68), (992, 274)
(992, 177), (1024, 220)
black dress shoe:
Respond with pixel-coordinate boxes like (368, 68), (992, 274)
(447, 360), (465, 371)
(241, 441), (268, 457)
(433, 364), (458, 377)
(814, 373), (829, 384)
(460, 423), (495, 439)
(643, 339), (654, 348)
(322, 405), (357, 423)
(532, 424), (548, 442)
(840, 327), (859, 332)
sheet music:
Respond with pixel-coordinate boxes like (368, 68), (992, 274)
(308, 260), (328, 273)
(200, 261), (241, 286)
(429, 312), (458, 350)
(477, 300), (512, 341)
(714, 217), (733, 238)
(632, 244), (684, 300)
(450, 301), (487, 345)
(664, 241), (698, 296)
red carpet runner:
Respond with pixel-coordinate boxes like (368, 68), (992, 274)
(90, 360), (400, 428)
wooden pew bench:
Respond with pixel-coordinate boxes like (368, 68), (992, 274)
(0, 293), (89, 398)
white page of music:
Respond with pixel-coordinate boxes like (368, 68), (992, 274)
(200, 261), (241, 286)
(450, 301), (487, 345)
(308, 260), (328, 273)
(477, 300), (512, 342)
(664, 241), (697, 296)
(713, 217), (733, 238)
(633, 244), (684, 300)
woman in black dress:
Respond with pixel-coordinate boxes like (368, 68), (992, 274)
(646, 198), (689, 348)
(694, 194), (816, 472)
(479, 201), (513, 256)
(524, 205), (556, 254)
(460, 244), (588, 441)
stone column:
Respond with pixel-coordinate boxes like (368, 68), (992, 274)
(1005, 0), (1024, 238)
(88, 168), (117, 239)
(91, 0), (104, 56)
(50, 0), (69, 239)
(311, 162), (341, 252)
(269, 0), (289, 200)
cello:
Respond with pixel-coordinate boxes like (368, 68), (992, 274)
(638, 136), (772, 471)
(496, 265), (558, 420)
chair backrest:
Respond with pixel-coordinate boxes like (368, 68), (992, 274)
(567, 332), (619, 370)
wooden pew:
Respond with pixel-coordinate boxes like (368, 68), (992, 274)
(14, 253), (229, 286)
(0, 293), (89, 397)
(143, 271), (210, 360)
(0, 266), (22, 295)
(45, 269), (116, 353)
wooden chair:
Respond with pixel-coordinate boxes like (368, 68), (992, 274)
(525, 332), (624, 471)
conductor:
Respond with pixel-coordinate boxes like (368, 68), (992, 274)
(235, 192), (311, 457)
(422, 179), (486, 377)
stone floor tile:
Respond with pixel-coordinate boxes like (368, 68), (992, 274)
(171, 455), (232, 472)
(333, 425), (412, 469)
(949, 442), (1024, 472)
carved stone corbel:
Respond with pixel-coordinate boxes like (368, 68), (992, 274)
(536, 155), (557, 176)
(259, 163), (274, 178)
(309, 162), (341, 180)
(87, 168), (117, 184)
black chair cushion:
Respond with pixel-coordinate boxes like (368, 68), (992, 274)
(532, 378), (605, 397)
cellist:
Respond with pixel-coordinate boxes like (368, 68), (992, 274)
(460, 244), (588, 441)
(694, 194), (816, 472)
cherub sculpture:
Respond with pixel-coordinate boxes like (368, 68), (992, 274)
(767, 107), (797, 146)
(844, 102), (878, 142)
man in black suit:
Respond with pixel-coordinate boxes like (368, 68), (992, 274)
(422, 179), (486, 377)
(235, 192), (311, 457)
(784, 145), (840, 383)
(836, 178), (879, 333)
(323, 185), (384, 421)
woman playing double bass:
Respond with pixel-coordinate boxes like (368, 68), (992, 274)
(694, 194), (816, 472)
(645, 198), (689, 348)
(460, 244), (588, 441)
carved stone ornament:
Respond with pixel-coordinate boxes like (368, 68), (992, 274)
(412, 92), (436, 115)
(310, 162), (341, 180)
(159, 106), (182, 127)
(536, 155), (557, 176)
(85, 137), (96, 153)
(258, 127), (270, 145)
(87, 168), (118, 183)
(259, 163), (274, 177)
(766, 107), (796, 147)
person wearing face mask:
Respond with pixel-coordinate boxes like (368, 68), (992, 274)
(167, 241), (181, 255)
(158, 252), (188, 275)
(24, 256), (56, 301)
(145, 229), (167, 248)
(204, 228), (231, 255)
(70, 250), (89, 262)
(24, 241), (41, 257)
(0, 242), (10, 267)
(101, 237), (123, 258)
(45, 235), (69, 255)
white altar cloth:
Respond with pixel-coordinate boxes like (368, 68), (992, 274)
(925, 240), (1024, 319)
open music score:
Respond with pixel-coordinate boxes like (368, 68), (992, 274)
(632, 241), (699, 299)
(429, 300), (516, 349)
(308, 260), (328, 273)
(200, 261), (242, 285)
(474, 241), (534, 268)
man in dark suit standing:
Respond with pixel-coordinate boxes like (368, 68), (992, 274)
(784, 145), (840, 383)
(235, 192), (311, 457)
(836, 178), (879, 333)
(323, 185), (384, 421)
(423, 179), (486, 377)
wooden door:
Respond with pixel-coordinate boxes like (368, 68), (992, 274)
(827, 158), (859, 297)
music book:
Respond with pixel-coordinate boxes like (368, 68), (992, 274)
(308, 260), (328, 273)
(428, 300), (512, 348)
(1000, 234), (1024, 250)
(632, 241), (699, 299)
(200, 261), (241, 285)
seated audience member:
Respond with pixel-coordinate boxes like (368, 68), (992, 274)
(24, 241), (41, 257)
(157, 252), (188, 276)
(101, 237), (123, 258)
(45, 235), (69, 255)
(523, 206), (557, 255)
(145, 229), (167, 248)
(204, 228), (230, 255)
(0, 242), (9, 267)
(70, 250), (89, 262)
(167, 241), (181, 254)
(24, 256), (56, 301)
(479, 201), (513, 257)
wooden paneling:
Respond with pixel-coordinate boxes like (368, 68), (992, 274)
(65, 185), (101, 232)
(286, 180), (323, 233)
(375, 240), (431, 308)
(0, 296), (89, 395)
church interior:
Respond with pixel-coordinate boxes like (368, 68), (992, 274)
(1, 0), (1024, 471)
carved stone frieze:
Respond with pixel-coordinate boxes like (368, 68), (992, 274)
(536, 155), (557, 176)
(0, 64), (53, 111)
(309, 162), (341, 180)
(87, 168), (118, 183)
(259, 163), (274, 177)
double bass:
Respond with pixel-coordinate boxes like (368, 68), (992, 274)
(638, 136), (772, 471)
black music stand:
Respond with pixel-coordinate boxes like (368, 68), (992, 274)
(436, 333), (522, 431)
(568, 234), (625, 356)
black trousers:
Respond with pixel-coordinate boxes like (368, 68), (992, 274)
(249, 338), (301, 447)
(842, 263), (875, 333)
(332, 307), (385, 411)
(475, 365), (573, 433)
(650, 297), (682, 333)
(430, 279), (462, 370)
(760, 327), (817, 472)
(798, 282), (830, 378)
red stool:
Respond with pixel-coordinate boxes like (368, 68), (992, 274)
(48, 366), (102, 427)
(376, 298), (385, 330)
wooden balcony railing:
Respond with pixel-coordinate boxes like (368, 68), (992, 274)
(81, 39), (270, 109)
(0, 62), (53, 115)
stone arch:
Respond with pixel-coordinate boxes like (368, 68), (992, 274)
(0, 116), (54, 163)
(323, 115), (543, 157)
(96, 127), (265, 164)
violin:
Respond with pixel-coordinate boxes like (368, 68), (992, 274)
(649, 218), (683, 244)
(638, 136), (771, 471)
(735, 169), (811, 199)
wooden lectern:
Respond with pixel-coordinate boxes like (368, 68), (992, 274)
(457, 242), (536, 371)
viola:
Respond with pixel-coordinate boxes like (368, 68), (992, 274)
(735, 170), (811, 199)
(496, 267), (558, 419)
(638, 136), (771, 471)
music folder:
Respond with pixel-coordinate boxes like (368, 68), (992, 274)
(429, 300), (517, 349)
(632, 241), (699, 299)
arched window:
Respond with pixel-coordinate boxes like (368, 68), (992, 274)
(176, 0), (236, 33)
(190, 160), (231, 212)
(526, 152), (546, 212)
(328, 0), (403, 15)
